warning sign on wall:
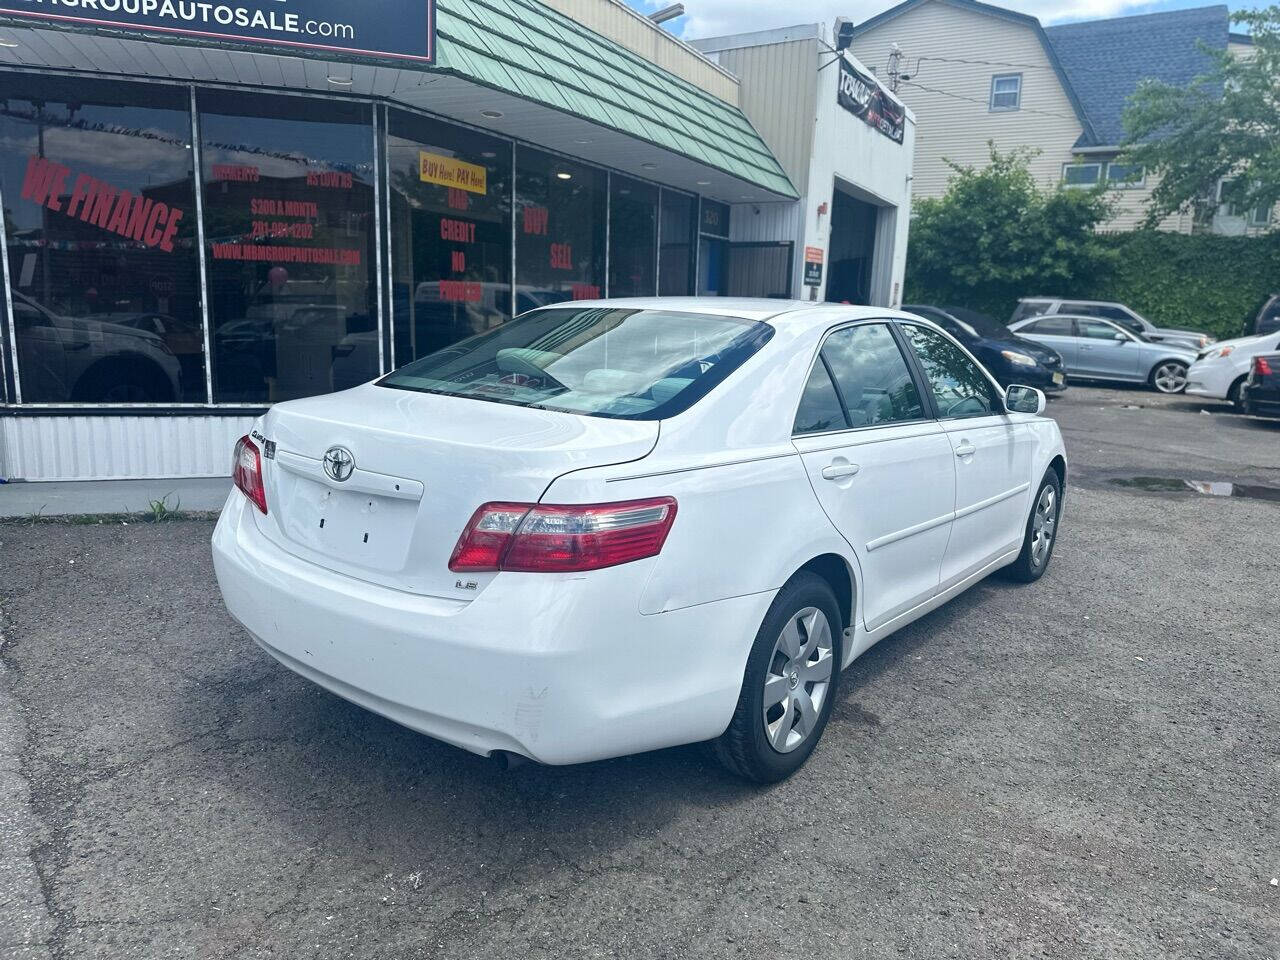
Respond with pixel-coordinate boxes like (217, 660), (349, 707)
(803, 246), (825, 287)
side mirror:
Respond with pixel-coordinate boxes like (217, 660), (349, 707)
(1113, 333), (1128, 343)
(1005, 384), (1046, 415)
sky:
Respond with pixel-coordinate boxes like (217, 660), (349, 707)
(625, 0), (1253, 36)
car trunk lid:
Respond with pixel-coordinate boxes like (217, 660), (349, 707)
(252, 384), (659, 598)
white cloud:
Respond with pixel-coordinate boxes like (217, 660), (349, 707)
(631, 0), (1166, 38)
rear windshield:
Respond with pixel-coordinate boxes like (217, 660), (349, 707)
(378, 307), (774, 420)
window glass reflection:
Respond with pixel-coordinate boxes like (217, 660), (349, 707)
(386, 109), (512, 368)
(609, 176), (656, 298)
(514, 148), (605, 311)
(658, 191), (696, 296)
(199, 91), (377, 403)
(0, 75), (203, 403)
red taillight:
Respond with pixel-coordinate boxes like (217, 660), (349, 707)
(232, 435), (268, 515)
(1255, 356), (1275, 377)
(449, 498), (678, 573)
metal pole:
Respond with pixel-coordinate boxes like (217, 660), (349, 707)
(189, 85), (215, 406)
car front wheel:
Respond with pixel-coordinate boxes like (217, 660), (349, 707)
(1150, 360), (1189, 394)
(1004, 469), (1063, 583)
(713, 572), (843, 783)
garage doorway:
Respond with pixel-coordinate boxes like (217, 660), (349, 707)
(826, 186), (880, 305)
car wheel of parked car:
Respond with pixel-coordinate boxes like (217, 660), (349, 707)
(1228, 376), (1249, 412)
(714, 572), (843, 783)
(1004, 470), (1063, 584)
(1149, 360), (1189, 394)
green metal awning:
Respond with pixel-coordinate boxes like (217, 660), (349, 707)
(432, 0), (798, 199)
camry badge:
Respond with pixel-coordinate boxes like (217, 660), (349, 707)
(322, 446), (355, 483)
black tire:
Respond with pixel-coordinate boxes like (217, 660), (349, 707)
(1148, 359), (1189, 394)
(713, 572), (843, 783)
(1004, 469), (1063, 583)
(1228, 376), (1248, 412)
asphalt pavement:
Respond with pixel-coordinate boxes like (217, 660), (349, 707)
(1, 385), (1277, 959)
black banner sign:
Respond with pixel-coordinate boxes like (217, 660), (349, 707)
(837, 57), (905, 145)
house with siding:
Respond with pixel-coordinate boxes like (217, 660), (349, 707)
(847, 0), (1267, 234)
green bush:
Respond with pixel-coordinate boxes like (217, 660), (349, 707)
(905, 229), (1280, 339)
(1093, 232), (1280, 340)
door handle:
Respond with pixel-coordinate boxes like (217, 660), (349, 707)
(954, 440), (977, 459)
(821, 462), (861, 481)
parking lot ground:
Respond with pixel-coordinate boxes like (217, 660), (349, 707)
(1, 385), (1277, 960)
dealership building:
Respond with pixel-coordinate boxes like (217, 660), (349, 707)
(0, 0), (914, 483)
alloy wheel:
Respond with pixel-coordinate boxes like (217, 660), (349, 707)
(762, 607), (834, 754)
(1153, 362), (1188, 394)
(1030, 485), (1057, 569)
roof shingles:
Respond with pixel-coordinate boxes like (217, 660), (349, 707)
(1044, 4), (1229, 147)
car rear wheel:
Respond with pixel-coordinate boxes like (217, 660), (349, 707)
(713, 572), (842, 783)
(1004, 470), (1062, 583)
(1150, 360), (1189, 394)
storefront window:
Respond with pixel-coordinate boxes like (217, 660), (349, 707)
(659, 190), (697, 296)
(608, 176), (656, 298)
(386, 109), (512, 368)
(0, 75), (203, 403)
(515, 147), (606, 311)
(198, 90), (376, 403)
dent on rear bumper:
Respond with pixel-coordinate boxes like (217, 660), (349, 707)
(212, 495), (774, 765)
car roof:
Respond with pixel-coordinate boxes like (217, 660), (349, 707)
(545, 297), (910, 330)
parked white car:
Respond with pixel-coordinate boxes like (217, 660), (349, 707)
(1186, 330), (1280, 409)
(213, 299), (1068, 781)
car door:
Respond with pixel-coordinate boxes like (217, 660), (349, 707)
(791, 321), (957, 633)
(1076, 318), (1141, 381)
(899, 322), (1035, 585)
(1018, 316), (1079, 371)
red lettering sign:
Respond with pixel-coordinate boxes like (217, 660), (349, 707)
(440, 218), (477, 244)
(447, 188), (470, 212)
(550, 243), (573, 271)
(571, 284), (601, 300)
(451, 250), (466, 273)
(212, 164), (260, 182)
(522, 206), (549, 236)
(21, 156), (185, 253)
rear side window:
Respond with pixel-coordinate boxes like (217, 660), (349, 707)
(1025, 317), (1075, 336)
(902, 324), (1001, 419)
(820, 323), (926, 427)
(1011, 301), (1051, 323)
(380, 307), (773, 420)
(794, 362), (849, 435)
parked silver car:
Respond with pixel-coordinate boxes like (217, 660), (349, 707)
(1009, 314), (1198, 394)
(1011, 298), (1215, 351)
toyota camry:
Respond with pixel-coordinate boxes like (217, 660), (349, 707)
(213, 299), (1067, 782)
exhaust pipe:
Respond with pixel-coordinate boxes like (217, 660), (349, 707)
(490, 750), (532, 771)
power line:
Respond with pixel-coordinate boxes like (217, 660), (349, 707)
(899, 79), (1081, 123)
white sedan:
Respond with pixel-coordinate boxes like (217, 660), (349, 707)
(1186, 330), (1280, 410)
(213, 299), (1067, 782)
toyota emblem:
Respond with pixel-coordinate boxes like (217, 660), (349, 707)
(322, 446), (355, 483)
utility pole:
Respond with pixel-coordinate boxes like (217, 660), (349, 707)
(887, 43), (905, 92)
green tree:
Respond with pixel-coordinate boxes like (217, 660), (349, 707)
(1123, 6), (1280, 227)
(904, 146), (1113, 319)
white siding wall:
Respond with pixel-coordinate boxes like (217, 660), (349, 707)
(0, 416), (253, 482)
(804, 53), (917, 307)
(849, 0), (1083, 198)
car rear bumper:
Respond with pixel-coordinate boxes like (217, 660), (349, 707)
(212, 493), (773, 765)
(1242, 388), (1280, 418)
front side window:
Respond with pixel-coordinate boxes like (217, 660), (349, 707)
(1079, 319), (1127, 340)
(198, 90), (378, 404)
(380, 307), (772, 420)
(1063, 163), (1102, 188)
(902, 324), (1000, 419)
(0, 74), (203, 403)
(820, 323), (925, 427)
(990, 74), (1022, 111)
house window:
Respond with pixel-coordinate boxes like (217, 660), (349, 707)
(1220, 179), (1272, 226)
(1106, 162), (1145, 189)
(1062, 163), (1102, 188)
(989, 74), (1022, 111)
